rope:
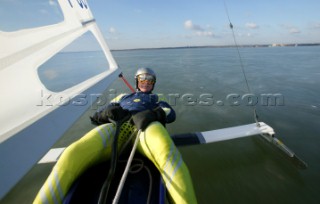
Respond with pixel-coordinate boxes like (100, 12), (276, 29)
(112, 130), (142, 204)
(118, 158), (153, 204)
(129, 160), (153, 204)
(223, 0), (259, 125)
(142, 165), (153, 204)
(98, 116), (132, 204)
(98, 121), (121, 204)
(119, 129), (138, 155)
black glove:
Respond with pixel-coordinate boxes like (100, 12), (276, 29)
(104, 105), (130, 122)
(132, 107), (166, 130)
(90, 110), (109, 125)
(90, 105), (130, 125)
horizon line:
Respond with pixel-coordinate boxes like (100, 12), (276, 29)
(110, 42), (320, 52)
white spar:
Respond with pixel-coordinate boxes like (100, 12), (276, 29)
(200, 122), (275, 144)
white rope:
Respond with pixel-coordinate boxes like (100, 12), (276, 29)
(117, 158), (154, 204)
(112, 129), (142, 204)
(143, 165), (153, 204)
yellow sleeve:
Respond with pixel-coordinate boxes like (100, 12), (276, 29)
(157, 94), (168, 103)
(110, 94), (126, 103)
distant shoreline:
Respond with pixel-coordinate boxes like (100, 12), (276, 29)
(111, 43), (320, 51)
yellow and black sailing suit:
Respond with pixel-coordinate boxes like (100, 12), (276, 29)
(34, 92), (197, 204)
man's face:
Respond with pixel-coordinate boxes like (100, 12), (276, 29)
(137, 74), (155, 92)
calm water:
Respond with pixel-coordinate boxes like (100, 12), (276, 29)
(3, 46), (320, 203)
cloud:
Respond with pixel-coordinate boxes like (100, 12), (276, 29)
(108, 27), (117, 34)
(43, 69), (58, 80)
(184, 20), (214, 37)
(281, 24), (301, 34)
(184, 20), (204, 31)
(310, 23), (320, 29)
(49, 0), (56, 6)
(39, 9), (48, 14)
(105, 27), (120, 40)
(38, 0), (57, 15)
(289, 28), (300, 34)
(195, 31), (214, 37)
(245, 22), (259, 29)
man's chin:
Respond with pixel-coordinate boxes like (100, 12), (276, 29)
(139, 87), (151, 92)
(138, 84), (153, 92)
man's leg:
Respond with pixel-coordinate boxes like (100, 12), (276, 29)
(34, 123), (116, 204)
(137, 122), (197, 204)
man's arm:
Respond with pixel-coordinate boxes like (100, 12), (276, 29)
(90, 94), (128, 125)
(157, 95), (176, 123)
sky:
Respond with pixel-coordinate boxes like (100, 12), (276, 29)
(90, 0), (320, 50)
(1, 0), (319, 50)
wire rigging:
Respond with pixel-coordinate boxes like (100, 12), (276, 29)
(224, 1), (251, 93)
(223, 0), (259, 125)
